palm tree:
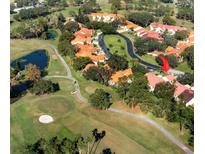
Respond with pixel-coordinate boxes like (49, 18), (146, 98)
(93, 130), (106, 154)
(89, 128), (98, 154)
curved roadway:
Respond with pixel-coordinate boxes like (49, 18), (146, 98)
(48, 45), (193, 154)
(98, 33), (184, 75)
(98, 33), (161, 70)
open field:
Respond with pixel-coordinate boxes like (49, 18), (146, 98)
(11, 78), (186, 154)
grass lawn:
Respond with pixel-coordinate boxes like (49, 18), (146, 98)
(176, 60), (193, 74)
(11, 78), (186, 154)
(104, 34), (132, 62)
(141, 54), (158, 65)
(121, 32), (136, 42)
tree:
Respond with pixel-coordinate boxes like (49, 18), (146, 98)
(131, 63), (147, 77)
(152, 98), (172, 118)
(24, 64), (41, 82)
(116, 77), (130, 102)
(128, 12), (154, 27)
(125, 76), (149, 110)
(107, 54), (128, 71)
(58, 41), (76, 56)
(101, 23), (117, 34)
(155, 5), (173, 17)
(75, 14), (90, 25)
(163, 35), (178, 48)
(183, 46), (194, 69)
(58, 13), (66, 23)
(83, 66), (113, 85)
(46, 0), (68, 7)
(13, 7), (49, 21)
(15, 0), (38, 7)
(74, 0), (84, 5)
(160, 0), (174, 3)
(174, 30), (189, 40)
(134, 38), (164, 55)
(162, 16), (176, 25)
(101, 148), (115, 154)
(79, 1), (101, 14)
(156, 55), (179, 68)
(89, 89), (112, 110)
(59, 32), (74, 42)
(30, 79), (59, 95)
(177, 73), (194, 86)
(110, 0), (121, 13)
(177, 7), (194, 22)
(64, 21), (80, 33)
(73, 57), (93, 70)
(154, 82), (175, 100)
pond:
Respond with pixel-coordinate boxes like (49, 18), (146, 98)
(10, 49), (49, 70)
(46, 29), (58, 40)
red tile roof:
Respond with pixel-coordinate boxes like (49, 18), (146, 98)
(110, 68), (132, 83)
(175, 82), (194, 103)
(145, 72), (164, 89)
(150, 23), (184, 32)
(143, 31), (163, 41)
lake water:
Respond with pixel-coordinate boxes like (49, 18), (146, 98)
(10, 49), (49, 70)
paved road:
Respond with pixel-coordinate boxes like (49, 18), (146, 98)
(48, 45), (192, 154)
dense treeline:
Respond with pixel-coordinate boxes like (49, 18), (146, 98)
(13, 7), (49, 21)
(15, 0), (38, 7)
(11, 17), (49, 39)
(176, 0), (194, 22)
(183, 45), (194, 70)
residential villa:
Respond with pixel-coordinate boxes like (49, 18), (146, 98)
(148, 30), (194, 58)
(145, 72), (194, 106)
(71, 27), (94, 45)
(75, 44), (105, 64)
(118, 21), (141, 32)
(108, 68), (133, 86)
(90, 13), (123, 23)
(150, 23), (185, 35)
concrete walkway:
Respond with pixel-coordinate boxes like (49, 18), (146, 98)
(48, 45), (193, 154)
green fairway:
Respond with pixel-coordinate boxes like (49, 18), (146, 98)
(11, 78), (186, 154)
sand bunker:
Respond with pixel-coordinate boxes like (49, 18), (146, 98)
(39, 115), (54, 124)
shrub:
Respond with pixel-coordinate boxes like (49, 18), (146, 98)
(30, 80), (59, 95)
(89, 89), (112, 110)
